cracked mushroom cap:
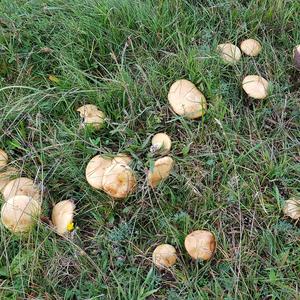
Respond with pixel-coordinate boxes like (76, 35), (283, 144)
(168, 79), (207, 119)
(2, 177), (40, 202)
(51, 200), (75, 236)
(240, 39), (262, 57)
(217, 43), (241, 63)
(0, 149), (8, 169)
(77, 104), (105, 130)
(102, 163), (136, 199)
(294, 45), (300, 70)
(147, 156), (174, 188)
(283, 198), (300, 220)
(242, 75), (269, 99)
(0, 167), (19, 193)
(151, 133), (172, 155)
(152, 244), (177, 268)
(1, 195), (41, 233)
(184, 230), (216, 260)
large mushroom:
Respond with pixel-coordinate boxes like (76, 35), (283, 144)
(151, 133), (172, 155)
(294, 45), (300, 70)
(77, 104), (105, 130)
(240, 39), (262, 57)
(1, 195), (41, 233)
(152, 244), (177, 268)
(242, 75), (269, 99)
(51, 200), (75, 236)
(217, 43), (241, 63)
(147, 156), (174, 188)
(0, 149), (8, 169)
(283, 198), (300, 220)
(2, 177), (40, 202)
(184, 230), (216, 260)
(168, 79), (207, 119)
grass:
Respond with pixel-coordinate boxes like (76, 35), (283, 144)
(0, 0), (299, 299)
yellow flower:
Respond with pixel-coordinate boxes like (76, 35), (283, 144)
(67, 222), (74, 232)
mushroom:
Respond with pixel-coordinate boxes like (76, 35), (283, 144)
(51, 200), (75, 236)
(217, 43), (241, 63)
(152, 244), (177, 268)
(1, 195), (41, 233)
(184, 230), (216, 260)
(147, 156), (174, 188)
(151, 133), (172, 155)
(77, 104), (105, 130)
(283, 198), (300, 220)
(168, 79), (207, 119)
(0, 167), (18, 193)
(294, 45), (300, 70)
(112, 153), (132, 165)
(0, 149), (8, 169)
(2, 177), (40, 202)
(102, 163), (136, 199)
(240, 39), (262, 56)
(242, 75), (269, 99)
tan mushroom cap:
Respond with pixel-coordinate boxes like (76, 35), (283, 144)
(0, 149), (8, 169)
(242, 75), (269, 99)
(112, 153), (132, 165)
(294, 45), (300, 70)
(168, 79), (207, 119)
(2, 177), (40, 202)
(102, 163), (136, 199)
(217, 43), (241, 63)
(51, 200), (75, 235)
(152, 244), (177, 268)
(240, 39), (262, 56)
(0, 167), (19, 193)
(283, 198), (300, 220)
(148, 156), (174, 188)
(1, 195), (41, 233)
(77, 104), (105, 130)
(151, 133), (172, 155)
(184, 230), (216, 260)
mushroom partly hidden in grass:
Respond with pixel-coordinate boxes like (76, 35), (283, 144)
(151, 133), (172, 155)
(184, 230), (216, 260)
(168, 79), (207, 119)
(294, 45), (300, 70)
(77, 104), (105, 130)
(51, 200), (75, 236)
(152, 244), (177, 268)
(283, 198), (300, 220)
(242, 75), (269, 99)
(1, 195), (41, 233)
(240, 39), (262, 57)
(0, 167), (18, 193)
(217, 43), (241, 63)
(147, 156), (174, 188)
(0, 149), (8, 169)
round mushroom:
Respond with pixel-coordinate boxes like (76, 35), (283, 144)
(147, 156), (174, 188)
(2, 177), (40, 202)
(51, 200), (75, 236)
(0, 149), (8, 169)
(240, 39), (262, 56)
(217, 43), (241, 63)
(112, 153), (132, 165)
(102, 163), (136, 199)
(77, 104), (105, 130)
(1, 195), (41, 233)
(0, 167), (18, 193)
(152, 244), (177, 268)
(294, 45), (300, 70)
(184, 230), (216, 260)
(283, 198), (300, 220)
(168, 79), (207, 119)
(151, 133), (172, 155)
(242, 75), (269, 99)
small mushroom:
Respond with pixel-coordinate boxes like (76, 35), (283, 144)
(294, 45), (300, 70)
(217, 43), (241, 63)
(168, 79), (207, 119)
(1, 195), (41, 233)
(151, 133), (172, 155)
(152, 244), (177, 268)
(102, 163), (136, 199)
(283, 198), (300, 220)
(147, 156), (174, 188)
(0, 167), (19, 193)
(242, 75), (269, 99)
(2, 177), (40, 202)
(77, 104), (105, 130)
(0, 149), (8, 169)
(240, 39), (262, 56)
(51, 200), (75, 236)
(184, 230), (216, 260)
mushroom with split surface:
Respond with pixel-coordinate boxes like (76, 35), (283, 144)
(152, 244), (177, 268)
(77, 104), (105, 130)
